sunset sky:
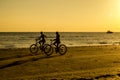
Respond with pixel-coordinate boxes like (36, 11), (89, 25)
(0, 0), (120, 32)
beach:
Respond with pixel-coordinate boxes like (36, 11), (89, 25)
(1, 45), (120, 80)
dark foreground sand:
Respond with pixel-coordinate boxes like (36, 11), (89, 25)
(1, 45), (120, 80)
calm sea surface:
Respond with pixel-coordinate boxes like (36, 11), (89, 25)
(0, 32), (120, 49)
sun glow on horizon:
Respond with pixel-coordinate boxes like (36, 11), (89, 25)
(117, 0), (120, 17)
(0, 0), (120, 32)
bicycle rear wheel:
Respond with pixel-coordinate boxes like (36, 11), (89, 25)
(30, 44), (38, 55)
(58, 44), (67, 55)
(44, 44), (53, 56)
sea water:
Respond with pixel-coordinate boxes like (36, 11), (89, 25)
(0, 32), (120, 49)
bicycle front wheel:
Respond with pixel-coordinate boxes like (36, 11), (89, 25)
(44, 44), (53, 56)
(58, 44), (67, 55)
(30, 44), (38, 55)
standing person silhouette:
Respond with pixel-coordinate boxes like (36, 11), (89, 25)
(53, 32), (61, 52)
(38, 32), (46, 50)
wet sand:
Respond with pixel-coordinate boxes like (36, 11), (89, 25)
(1, 45), (120, 80)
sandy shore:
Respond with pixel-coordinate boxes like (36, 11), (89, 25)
(1, 45), (120, 80)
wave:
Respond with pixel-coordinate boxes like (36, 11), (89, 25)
(0, 32), (120, 49)
(99, 42), (108, 44)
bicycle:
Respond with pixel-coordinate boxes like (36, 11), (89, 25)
(29, 38), (53, 56)
(44, 39), (67, 55)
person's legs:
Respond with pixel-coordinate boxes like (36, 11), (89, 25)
(39, 40), (42, 50)
(56, 42), (60, 52)
(53, 41), (58, 52)
(53, 41), (56, 45)
(41, 40), (45, 51)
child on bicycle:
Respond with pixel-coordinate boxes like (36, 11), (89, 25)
(53, 32), (61, 52)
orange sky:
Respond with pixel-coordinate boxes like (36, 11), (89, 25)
(0, 0), (120, 32)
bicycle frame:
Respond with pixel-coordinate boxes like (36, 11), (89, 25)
(49, 39), (67, 55)
(30, 38), (54, 56)
(35, 39), (46, 50)
(34, 39), (40, 46)
(50, 39), (58, 47)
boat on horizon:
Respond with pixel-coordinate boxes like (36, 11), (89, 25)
(106, 30), (113, 34)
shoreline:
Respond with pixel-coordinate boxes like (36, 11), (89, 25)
(0, 44), (119, 49)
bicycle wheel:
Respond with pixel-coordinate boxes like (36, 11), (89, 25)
(30, 44), (38, 55)
(58, 44), (67, 55)
(44, 44), (53, 56)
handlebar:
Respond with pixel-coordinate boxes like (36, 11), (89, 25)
(35, 38), (41, 43)
(35, 38), (39, 41)
(50, 39), (53, 41)
(35, 39), (37, 41)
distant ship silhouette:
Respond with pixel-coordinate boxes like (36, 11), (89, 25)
(106, 30), (113, 34)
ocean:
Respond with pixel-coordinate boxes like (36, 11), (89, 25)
(0, 32), (120, 49)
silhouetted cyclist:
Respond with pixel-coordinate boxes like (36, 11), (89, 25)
(38, 32), (46, 50)
(53, 32), (61, 52)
